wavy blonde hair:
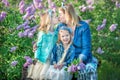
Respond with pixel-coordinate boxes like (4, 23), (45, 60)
(65, 4), (81, 27)
(38, 12), (51, 33)
(58, 7), (65, 14)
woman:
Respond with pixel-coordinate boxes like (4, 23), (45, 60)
(57, 4), (92, 64)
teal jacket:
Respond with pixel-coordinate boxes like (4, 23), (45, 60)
(35, 31), (58, 63)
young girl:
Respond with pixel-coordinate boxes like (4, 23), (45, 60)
(46, 26), (75, 80)
(27, 10), (58, 80)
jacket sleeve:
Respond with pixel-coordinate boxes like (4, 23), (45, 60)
(50, 44), (57, 65)
(81, 23), (92, 57)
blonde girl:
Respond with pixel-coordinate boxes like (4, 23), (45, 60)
(27, 10), (58, 80)
(46, 26), (75, 80)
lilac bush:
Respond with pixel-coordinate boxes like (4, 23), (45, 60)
(0, 0), (120, 79)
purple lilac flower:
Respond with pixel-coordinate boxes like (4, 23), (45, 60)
(77, 62), (86, 70)
(18, 32), (24, 38)
(23, 30), (29, 36)
(23, 56), (33, 68)
(10, 46), (17, 52)
(115, 1), (120, 8)
(29, 15), (35, 20)
(19, 0), (25, 14)
(22, 20), (29, 27)
(96, 24), (106, 31)
(96, 47), (104, 54)
(31, 25), (38, 30)
(1, 11), (7, 18)
(24, 25), (30, 30)
(86, 0), (94, 5)
(23, 13), (30, 20)
(25, 5), (33, 13)
(11, 61), (18, 66)
(19, 0), (24, 7)
(27, 58), (33, 64)
(68, 64), (77, 72)
(23, 4), (36, 20)
(28, 32), (34, 38)
(33, 0), (43, 9)
(0, 11), (7, 21)
(16, 25), (23, 30)
(23, 62), (29, 68)
(2, 0), (9, 7)
(109, 24), (118, 32)
(38, 3), (44, 9)
(81, 6), (87, 12)
(87, 5), (95, 11)
(102, 19), (107, 24)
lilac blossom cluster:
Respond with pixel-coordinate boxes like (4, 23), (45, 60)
(33, 0), (43, 9)
(1, 0), (9, 7)
(11, 61), (18, 66)
(23, 56), (33, 68)
(17, 0), (58, 38)
(22, 4), (36, 20)
(96, 19), (118, 32)
(17, 21), (38, 38)
(79, 0), (95, 12)
(0, 0), (9, 21)
(109, 24), (118, 32)
(10, 46), (18, 52)
(112, 0), (120, 8)
(0, 11), (7, 21)
(96, 19), (107, 31)
(96, 47), (104, 54)
(115, 1), (120, 8)
(68, 62), (86, 73)
(19, 0), (25, 14)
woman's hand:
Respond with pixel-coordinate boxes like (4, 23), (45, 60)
(33, 43), (37, 52)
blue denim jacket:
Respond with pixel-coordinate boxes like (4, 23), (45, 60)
(56, 21), (92, 63)
(51, 42), (75, 66)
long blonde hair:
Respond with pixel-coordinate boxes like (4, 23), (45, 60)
(65, 4), (81, 27)
(38, 12), (51, 32)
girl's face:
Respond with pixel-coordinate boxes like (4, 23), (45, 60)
(58, 10), (66, 23)
(59, 30), (71, 45)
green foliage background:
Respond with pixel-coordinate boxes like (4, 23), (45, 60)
(0, 0), (120, 80)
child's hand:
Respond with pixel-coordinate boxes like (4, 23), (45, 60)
(58, 64), (63, 70)
(33, 43), (37, 52)
(54, 64), (58, 69)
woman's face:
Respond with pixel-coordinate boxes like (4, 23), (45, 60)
(59, 30), (71, 45)
(58, 10), (66, 23)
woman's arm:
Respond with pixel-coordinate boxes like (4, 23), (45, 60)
(81, 23), (92, 57)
